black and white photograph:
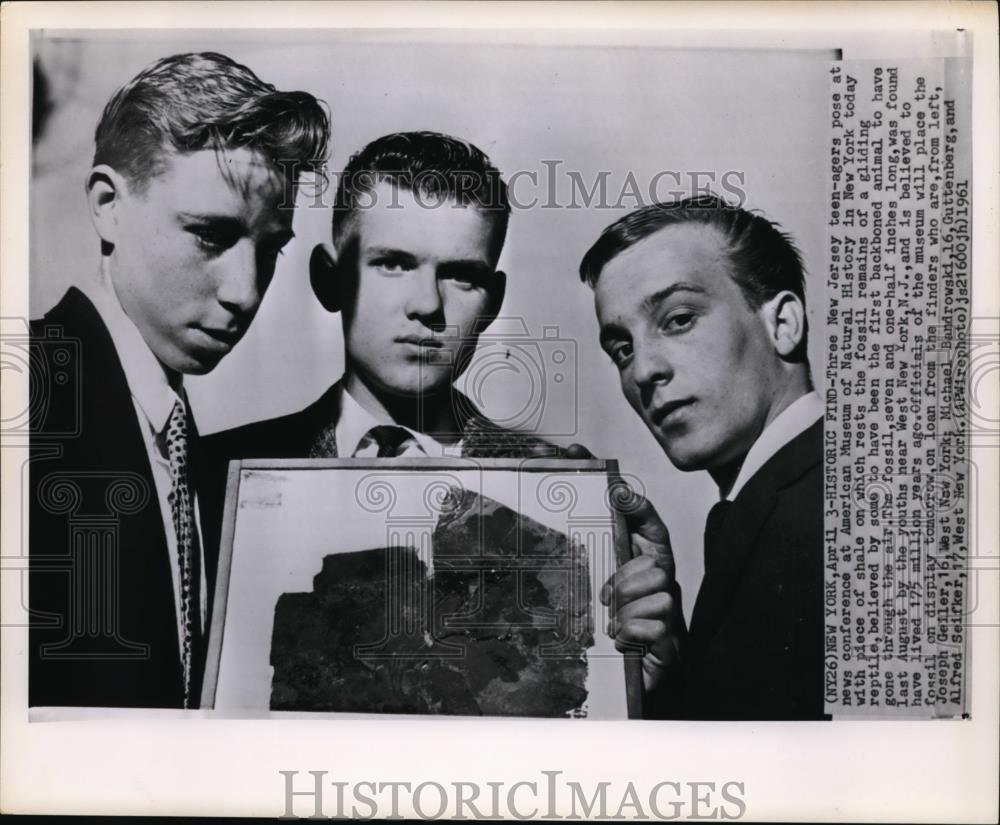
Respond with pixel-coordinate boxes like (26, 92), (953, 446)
(2, 1), (997, 821)
(204, 459), (638, 718)
(25, 25), (836, 722)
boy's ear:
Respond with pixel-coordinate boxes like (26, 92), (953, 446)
(762, 289), (807, 359)
(86, 165), (126, 250)
(310, 242), (340, 312)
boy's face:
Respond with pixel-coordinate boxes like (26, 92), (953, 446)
(339, 181), (504, 401)
(594, 222), (786, 474)
(104, 147), (295, 374)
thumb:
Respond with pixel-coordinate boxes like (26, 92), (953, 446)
(610, 479), (673, 573)
(609, 479), (668, 543)
(632, 533), (675, 582)
(563, 442), (596, 459)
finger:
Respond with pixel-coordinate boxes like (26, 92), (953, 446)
(607, 558), (670, 608)
(609, 481), (675, 582)
(625, 492), (670, 548)
(642, 652), (674, 692)
(611, 618), (676, 663)
(608, 480), (670, 546)
(632, 534), (675, 582)
(613, 619), (679, 670)
(611, 591), (677, 632)
(613, 617), (666, 648)
(599, 554), (658, 604)
(563, 443), (596, 459)
(613, 553), (658, 587)
(526, 441), (560, 458)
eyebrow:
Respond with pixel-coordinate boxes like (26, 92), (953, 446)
(364, 246), (418, 261)
(177, 212), (246, 229)
(599, 281), (708, 349)
(439, 259), (493, 273)
(364, 247), (492, 271)
(639, 281), (708, 314)
(178, 212), (294, 242)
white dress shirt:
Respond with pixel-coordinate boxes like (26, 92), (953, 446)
(335, 385), (462, 457)
(82, 277), (208, 653)
(723, 391), (823, 502)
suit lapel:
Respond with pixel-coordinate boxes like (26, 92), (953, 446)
(688, 419), (823, 651)
(462, 413), (518, 457)
(459, 399), (555, 458)
(67, 290), (179, 656)
(49, 288), (183, 695)
(304, 380), (343, 457)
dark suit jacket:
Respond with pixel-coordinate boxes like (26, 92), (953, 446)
(29, 287), (217, 708)
(680, 419), (825, 720)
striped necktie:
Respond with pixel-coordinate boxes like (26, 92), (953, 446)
(165, 399), (200, 708)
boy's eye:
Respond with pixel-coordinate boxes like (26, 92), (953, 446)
(372, 257), (412, 273)
(190, 226), (236, 252)
(608, 341), (633, 368)
(442, 270), (478, 289)
(663, 311), (697, 333)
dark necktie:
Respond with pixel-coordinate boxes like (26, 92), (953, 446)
(703, 499), (734, 576)
(365, 425), (415, 458)
(165, 399), (201, 708)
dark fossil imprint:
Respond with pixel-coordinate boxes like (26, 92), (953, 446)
(270, 486), (594, 716)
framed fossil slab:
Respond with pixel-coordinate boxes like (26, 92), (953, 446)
(201, 458), (642, 718)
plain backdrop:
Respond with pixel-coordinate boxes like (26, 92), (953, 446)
(30, 30), (830, 618)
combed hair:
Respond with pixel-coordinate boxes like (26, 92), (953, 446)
(332, 131), (510, 259)
(579, 195), (807, 311)
(93, 51), (330, 190)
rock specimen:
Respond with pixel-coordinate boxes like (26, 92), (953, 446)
(270, 487), (593, 716)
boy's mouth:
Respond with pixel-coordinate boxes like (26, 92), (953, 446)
(396, 334), (445, 349)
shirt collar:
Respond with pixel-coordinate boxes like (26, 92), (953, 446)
(82, 275), (183, 434)
(335, 385), (448, 457)
(723, 390), (823, 502)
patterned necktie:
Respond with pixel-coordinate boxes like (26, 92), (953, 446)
(165, 399), (200, 708)
(364, 425), (415, 458)
(703, 499), (734, 576)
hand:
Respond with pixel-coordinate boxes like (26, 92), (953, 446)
(562, 443), (596, 460)
(550, 443), (684, 693)
(526, 441), (596, 459)
(602, 477), (683, 693)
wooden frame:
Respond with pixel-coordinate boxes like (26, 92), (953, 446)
(202, 457), (642, 718)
